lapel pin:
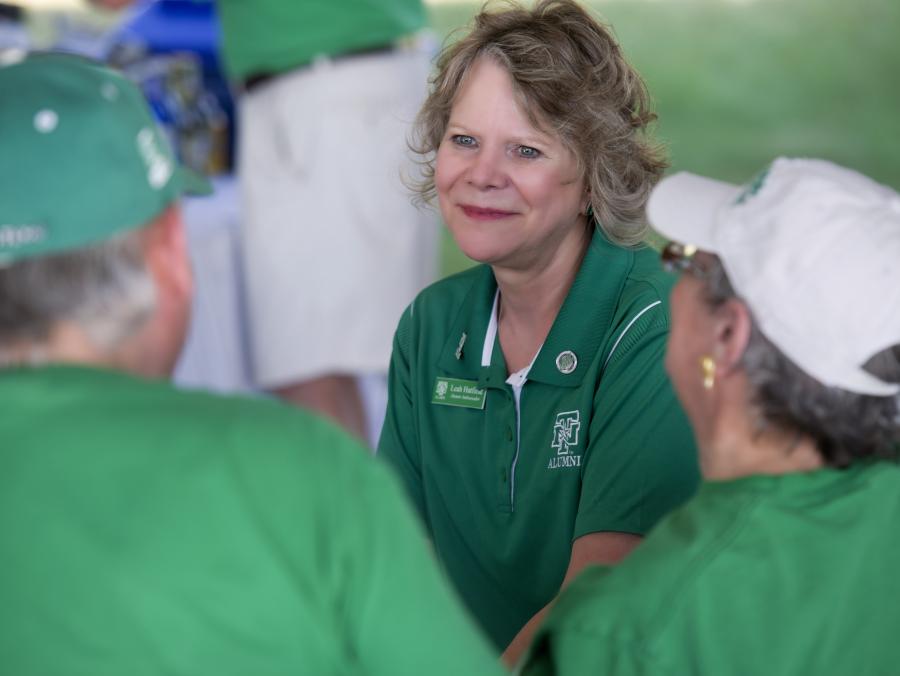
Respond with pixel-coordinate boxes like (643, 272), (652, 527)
(556, 350), (577, 374)
(455, 332), (467, 360)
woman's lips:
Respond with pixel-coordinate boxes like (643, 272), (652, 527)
(460, 205), (517, 220)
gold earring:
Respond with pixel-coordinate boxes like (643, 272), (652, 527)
(700, 356), (716, 390)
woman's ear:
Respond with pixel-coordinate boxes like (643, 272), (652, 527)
(711, 298), (752, 375)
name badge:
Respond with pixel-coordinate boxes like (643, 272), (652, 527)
(431, 377), (486, 410)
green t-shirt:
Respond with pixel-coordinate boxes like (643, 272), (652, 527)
(0, 365), (503, 676)
(216, 0), (427, 80)
(523, 462), (900, 676)
(378, 229), (700, 650)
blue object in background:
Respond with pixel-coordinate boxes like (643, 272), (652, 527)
(107, 0), (235, 173)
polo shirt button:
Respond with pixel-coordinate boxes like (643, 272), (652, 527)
(506, 426), (513, 441)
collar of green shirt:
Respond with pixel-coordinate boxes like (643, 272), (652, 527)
(436, 228), (634, 390)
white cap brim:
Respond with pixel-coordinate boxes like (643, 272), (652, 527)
(647, 172), (742, 250)
(791, 346), (900, 396)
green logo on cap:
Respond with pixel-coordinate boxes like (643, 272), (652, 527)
(137, 127), (174, 190)
(0, 224), (47, 249)
(734, 166), (771, 205)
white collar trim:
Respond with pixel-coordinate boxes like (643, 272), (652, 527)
(481, 289), (541, 381)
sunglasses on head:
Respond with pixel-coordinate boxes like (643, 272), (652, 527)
(660, 240), (708, 278)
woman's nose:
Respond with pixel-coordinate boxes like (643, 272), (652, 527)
(466, 148), (508, 190)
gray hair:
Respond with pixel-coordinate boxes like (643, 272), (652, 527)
(410, 0), (667, 246)
(0, 228), (156, 365)
(701, 257), (900, 467)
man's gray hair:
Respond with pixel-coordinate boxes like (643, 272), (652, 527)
(0, 228), (155, 365)
(701, 257), (900, 467)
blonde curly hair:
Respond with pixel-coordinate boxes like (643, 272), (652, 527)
(411, 0), (667, 246)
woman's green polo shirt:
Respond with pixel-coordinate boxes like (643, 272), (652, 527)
(378, 228), (700, 650)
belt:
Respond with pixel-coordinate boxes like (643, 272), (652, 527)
(243, 43), (396, 93)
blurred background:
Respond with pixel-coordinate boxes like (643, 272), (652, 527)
(3, 0), (898, 275)
(433, 0), (900, 273)
(2, 0), (897, 407)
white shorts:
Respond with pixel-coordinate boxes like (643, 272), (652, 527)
(238, 47), (438, 388)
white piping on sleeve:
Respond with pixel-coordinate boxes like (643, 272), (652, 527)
(601, 300), (662, 372)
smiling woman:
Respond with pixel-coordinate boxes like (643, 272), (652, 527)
(377, 0), (700, 666)
(434, 57), (588, 277)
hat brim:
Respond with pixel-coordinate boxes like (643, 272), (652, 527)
(647, 172), (742, 252)
(177, 166), (213, 197)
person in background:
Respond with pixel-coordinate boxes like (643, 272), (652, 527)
(0, 52), (503, 676)
(94, 0), (438, 444)
(377, 0), (699, 665)
(521, 157), (900, 675)
(222, 0), (437, 444)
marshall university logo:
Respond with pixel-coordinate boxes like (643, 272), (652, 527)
(548, 410), (582, 469)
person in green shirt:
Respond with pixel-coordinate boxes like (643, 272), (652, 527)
(218, 0), (437, 444)
(377, 0), (699, 665)
(0, 52), (503, 676)
(521, 158), (900, 675)
(94, 0), (437, 444)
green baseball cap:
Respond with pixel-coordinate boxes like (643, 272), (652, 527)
(0, 51), (211, 264)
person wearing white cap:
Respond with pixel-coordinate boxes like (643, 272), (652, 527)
(519, 157), (900, 675)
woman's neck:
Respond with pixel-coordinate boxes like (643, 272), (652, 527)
(493, 227), (591, 373)
(701, 412), (825, 481)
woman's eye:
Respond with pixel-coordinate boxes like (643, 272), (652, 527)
(516, 145), (541, 159)
(451, 134), (477, 148)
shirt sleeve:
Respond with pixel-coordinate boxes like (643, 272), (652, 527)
(340, 458), (506, 676)
(573, 309), (699, 540)
(518, 568), (675, 676)
(521, 614), (674, 676)
(376, 305), (428, 520)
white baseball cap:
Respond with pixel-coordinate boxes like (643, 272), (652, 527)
(648, 157), (900, 396)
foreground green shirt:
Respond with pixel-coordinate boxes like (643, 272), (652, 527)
(0, 365), (503, 676)
(378, 229), (699, 650)
(523, 462), (900, 675)
(216, 0), (427, 80)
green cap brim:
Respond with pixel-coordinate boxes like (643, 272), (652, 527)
(179, 166), (213, 197)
